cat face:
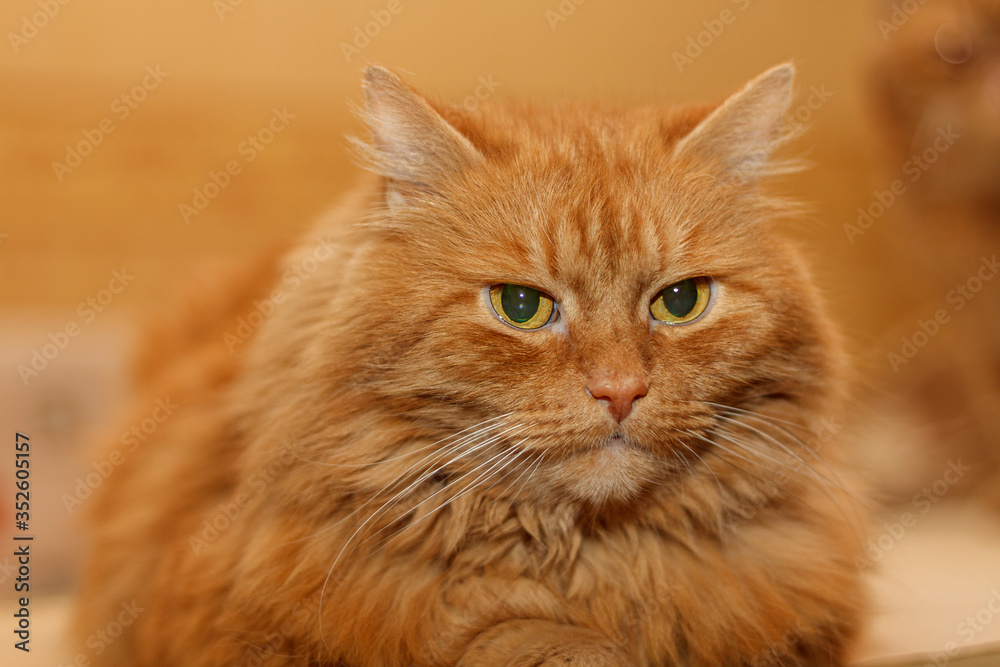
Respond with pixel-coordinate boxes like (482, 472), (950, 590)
(324, 65), (835, 508)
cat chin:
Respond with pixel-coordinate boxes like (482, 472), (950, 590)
(545, 437), (660, 507)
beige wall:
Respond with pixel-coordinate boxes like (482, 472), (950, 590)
(0, 0), (890, 329)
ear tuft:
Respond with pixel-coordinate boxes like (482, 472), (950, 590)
(671, 63), (797, 180)
(353, 65), (482, 206)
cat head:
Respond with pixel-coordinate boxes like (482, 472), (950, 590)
(254, 64), (841, 513)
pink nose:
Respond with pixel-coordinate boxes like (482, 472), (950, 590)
(586, 370), (648, 422)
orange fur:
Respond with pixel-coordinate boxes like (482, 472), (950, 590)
(76, 65), (868, 665)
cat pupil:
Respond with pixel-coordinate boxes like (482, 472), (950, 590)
(664, 279), (698, 317)
(501, 284), (539, 323)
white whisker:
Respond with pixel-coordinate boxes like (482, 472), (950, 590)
(676, 440), (725, 497)
(506, 449), (544, 507)
(684, 430), (769, 484)
(705, 401), (810, 432)
(283, 419), (518, 550)
(361, 444), (528, 557)
(292, 413), (513, 469)
(316, 417), (525, 652)
(694, 421), (866, 541)
(714, 414), (848, 492)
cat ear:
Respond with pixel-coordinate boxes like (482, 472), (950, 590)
(358, 65), (483, 207)
(671, 63), (795, 180)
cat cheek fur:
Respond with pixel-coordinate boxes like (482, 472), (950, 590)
(74, 63), (868, 666)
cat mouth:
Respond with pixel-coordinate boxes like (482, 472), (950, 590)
(572, 432), (634, 456)
(569, 429), (648, 460)
(597, 431), (636, 450)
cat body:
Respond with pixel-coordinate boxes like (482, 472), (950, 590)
(76, 65), (867, 666)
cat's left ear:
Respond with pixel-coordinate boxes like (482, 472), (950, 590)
(671, 63), (795, 181)
(358, 65), (483, 207)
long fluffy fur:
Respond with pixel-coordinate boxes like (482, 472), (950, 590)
(75, 65), (868, 666)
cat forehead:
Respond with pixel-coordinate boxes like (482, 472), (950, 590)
(464, 152), (744, 268)
(384, 91), (785, 290)
(440, 100), (740, 229)
(439, 101), (712, 161)
(445, 166), (750, 302)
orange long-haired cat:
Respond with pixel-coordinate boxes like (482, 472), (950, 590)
(75, 64), (868, 665)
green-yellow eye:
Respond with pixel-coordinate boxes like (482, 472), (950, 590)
(489, 284), (554, 330)
(650, 277), (711, 324)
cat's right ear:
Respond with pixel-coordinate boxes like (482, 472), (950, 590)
(670, 63), (796, 182)
(356, 65), (483, 208)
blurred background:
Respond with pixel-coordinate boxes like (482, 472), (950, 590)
(1, 0), (999, 664)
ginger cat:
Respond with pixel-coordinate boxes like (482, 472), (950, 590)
(75, 64), (868, 665)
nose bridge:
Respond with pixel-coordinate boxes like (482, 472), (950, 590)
(572, 306), (647, 376)
(576, 317), (649, 422)
(567, 279), (651, 423)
